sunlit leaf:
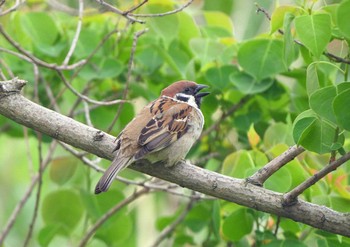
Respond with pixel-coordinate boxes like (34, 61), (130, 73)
(337, 1), (350, 40)
(238, 39), (287, 80)
(295, 14), (331, 58)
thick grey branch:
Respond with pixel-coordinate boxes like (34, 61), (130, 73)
(0, 79), (350, 237)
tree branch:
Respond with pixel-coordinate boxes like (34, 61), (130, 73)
(1, 78), (350, 237)
(247, 145), (305, 186)
(283, 152), (350, 206)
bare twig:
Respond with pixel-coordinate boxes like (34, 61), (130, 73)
(56, 70), (127, 106)
(94, 0), (145, 24)
(283, 152), (350, 206)
(246, 145), (305, 186)
(23, 133), (44, 247)
(0, 0), (22, 16)
(78, 188), (149, 247)
(0, 141), (58, 245)
(62, 0), (84, 66)
(124, 0), (148, 14)
(200, 95), (250, 138)
(131, 0), (194, 18)
(0, 59), (14, 78)
(59, 142), (210, 200)
(150, 197), (197, 247)
(106, 28), (148, 133)
(0, 25), (86, 70)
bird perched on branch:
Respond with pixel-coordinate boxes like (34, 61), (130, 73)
(95, 80), (209, 194)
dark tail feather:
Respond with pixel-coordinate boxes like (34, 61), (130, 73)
(95, 156), (132, 194)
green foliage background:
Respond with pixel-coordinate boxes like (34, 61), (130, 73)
(1, 0), (350, 246)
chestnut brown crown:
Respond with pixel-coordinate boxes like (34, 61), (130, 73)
(161, 80), (209, 108)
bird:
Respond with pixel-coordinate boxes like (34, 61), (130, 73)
(95, 80), (209, 194)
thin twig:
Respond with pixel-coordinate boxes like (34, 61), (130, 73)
(0, 141), (58, 245)
(150, 197), (197, 247)
(59, 142), (211, 200)
(56, 70), (127, 106)
(131, 0), (193, 17)
(124, 0), (148, 14)
(246, 145), (305, 186)
(200, 95), (250, 138)
(23, 133), (44, 247)
(0, 25), (86, 70)
(94, 0), (145, 24)
(106, 28), (148, 133)
(78, 188), (149, 247)
(283, 152), (350, 206)
(62, 0), (84, 66)
(0, 0), (22, 16)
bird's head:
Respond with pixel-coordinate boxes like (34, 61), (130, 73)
(161, 80), (210, 108)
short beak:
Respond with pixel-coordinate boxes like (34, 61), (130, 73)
(195, 84), (210, 98)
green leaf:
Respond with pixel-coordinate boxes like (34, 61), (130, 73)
(270, 5), (302, 34)
(146, 3), (179, 44)
(189, 38), (225, 65)
(38, 224), (62, 247)
(222, 150), (268, 178)
(238, 39), (287, 80)
(212, 201), (221, 239)
(42, 190), (83, 234)
(177, 12), (201, 46)
(230, 71), (274, 94)
(333, 88), (350, 131)
(293, 112), (344, 154)
(337, 0), (350, 40)
(309, 86), (337, 124)
(283, 13), (297, 66)
(222, 208), (253, 241)
(49, 157), (78, 185)
(20, 12), (58, 45)
(184, 202), (211, 232)
(265, 167), (292, 193)
(204, 11), (234, 35)
(295, 14), (331, 58)
(263, 123), (294, 148)
(205, 65), (235, 89)
(97, 58), (124, 79)
(306, 62), (342, 96)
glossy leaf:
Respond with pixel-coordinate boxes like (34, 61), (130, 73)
(309, 86), (337, 124)
(295, 14), (331, 57)
(270, 5), (302, 34)
(205, 65), (236, 89)
(20, 12), (58, 45)
(337, 1), (350, 40)
(204, 11), (234, 35)
(333, 88), (350, 131)
(230, 71), (274, 94)
(222, 208), (253, 241)
(190, 38), (225, 65)
(293, 112), (344, 154)
(238, 39), (287, 80)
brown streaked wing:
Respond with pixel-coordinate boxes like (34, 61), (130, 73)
(135, 97), (192, 159)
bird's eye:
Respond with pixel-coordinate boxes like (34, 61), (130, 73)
(184, 88), (190, 93)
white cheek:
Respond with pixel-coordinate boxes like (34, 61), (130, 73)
(186, 96), (197, 108)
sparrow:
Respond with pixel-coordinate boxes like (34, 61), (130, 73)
(95, 80), (209, 194)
